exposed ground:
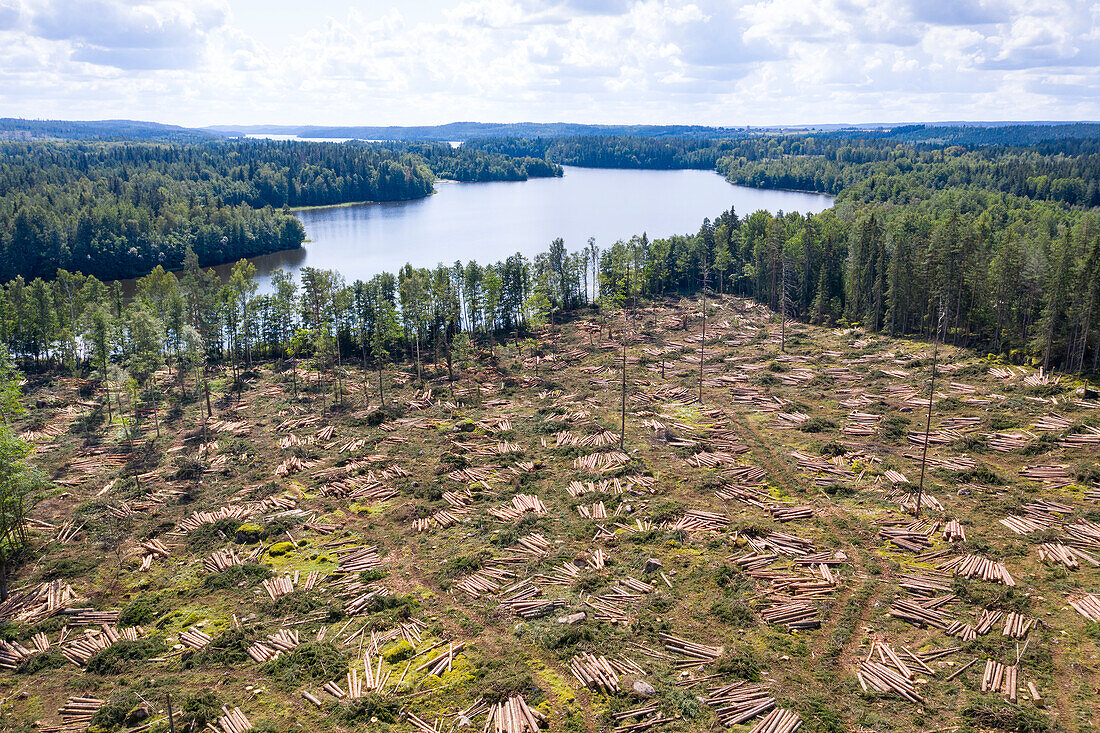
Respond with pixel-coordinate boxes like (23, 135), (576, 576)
(1, 295), (1098, 733)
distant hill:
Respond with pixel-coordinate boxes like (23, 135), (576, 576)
(866, 123), (1100, 147)
(204, 122), (760, 140)
(0, 118), (219, 142)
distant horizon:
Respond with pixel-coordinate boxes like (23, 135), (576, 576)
(5, 116), (1100, 131)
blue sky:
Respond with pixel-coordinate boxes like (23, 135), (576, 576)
(0, 0), (1097, 126)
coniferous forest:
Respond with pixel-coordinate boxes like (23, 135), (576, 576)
(1, 126), (1097, 374)
(0, 139), (562, 281)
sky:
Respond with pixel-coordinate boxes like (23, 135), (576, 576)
(0, 0), (1097, 127)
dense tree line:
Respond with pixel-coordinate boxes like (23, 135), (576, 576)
(382, 142), (562, 181)
(2, 128), (1098, 374)
(464, 136), (738, 170)
(0, 139), (567, 282)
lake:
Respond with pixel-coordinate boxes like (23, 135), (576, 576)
(218, 166), (833, 289)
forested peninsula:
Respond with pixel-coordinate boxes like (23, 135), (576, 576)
(0, 139), (562, 281)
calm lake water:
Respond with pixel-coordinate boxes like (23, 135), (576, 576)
(218, 166), (833, 290)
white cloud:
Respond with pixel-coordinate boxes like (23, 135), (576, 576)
(0, 0), (1096, 125)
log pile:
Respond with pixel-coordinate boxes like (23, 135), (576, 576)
(205, 547), (245, 572)
(659, 632), (721, 667)
(750, 708), (803, 733)
(1001, 611), (1036, 639)
(483, 696), (547, 732)
(703, 681), (775, 726)
(760, 601), (819, 631)
(889, 490), (944, 513)
(0, 580), (79, 624)
(212, 706), (253, 733)
(489, 494), (547, 520)
(335, 545), (382, 573)
(260, 571), (320, 601)
(62, 625), (146, 665)
(569, 652), (620, 692)
(985, 431), (1034, 452)
(980, 659), (1020, 703)
(667, 510), (729, 532)
(1019, 464), (1071, 489)
(1038, 543), (1098, 569)
(57, 697), (105, 729)
(177, 506), (253, 533)
(743, 531), (816, 557)
(573, 451), (631, 473)
(943, 519), (966, 543)
(889, 599), (949, 629)
(879, 527), (931, 553)
(938, 555), (1015, 586)
(247, 629), (300, 663)
(768, 505), (814, 522)
(180, 626), (213, 650)
(855, 640), (923, 702)
(1067, 592), (1100, 621)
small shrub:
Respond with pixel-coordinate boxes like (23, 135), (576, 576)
(17, 650), (66, 674)
(715, 649), (762, 681)
(961, 699), (1053, 733)
(338, 693), (399, 724)
(119, 593), (168, 626)
(187, 628), (252, 667)
(86, 637), (163, 675)
(202, 563), (272, 590)
(381, 639), (415, 663)
(879, 415), (910, 441)
(799, 417), (835, 433)
(180, 692), (221, 731)
(710, 599), (756, 627)
(262, 642), (348, 688)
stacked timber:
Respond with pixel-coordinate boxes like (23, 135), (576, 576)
(205, 547), (245, 572)
(889, 599), (949, 629)
(1067, 592), (1100, 621)
(569, 653), (620, 692)
(180, 626), (213, 650)
(483, 695), (546, 732)
(856, 640), (923, 702)
(336, 546), (382, 573)
(62, 625), (146, 665)
(1002, 612), (1036, 639)
(212, 706), (253, 733)
(667, 510), (729, 531)
(879, 527), (931, 552)
(743, 531), (816, 557)
(658, 633), (721, 667)
(1039, 542), (1099, 569)
(980, 660), (1020, 703)
(0, 639), (35, 670)
(943, 520), (966, 543)
(57, 697), (105, 728)
(761, 601), (819, 631)
(703, 681), (775, 726)
(749, 708), (803, 733)
(938, 555), (1015, 586)
(0, 580), (79, 624)
(985, 431), (1034, 452)
(768, 505), (814, 522)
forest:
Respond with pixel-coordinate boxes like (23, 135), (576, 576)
(1, 126), (1098, 375)
(0, 138), (560, 281)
